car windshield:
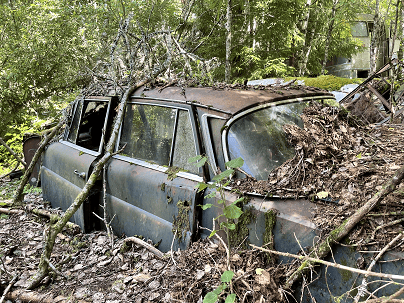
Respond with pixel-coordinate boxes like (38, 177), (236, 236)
(227, 102), (308, 180)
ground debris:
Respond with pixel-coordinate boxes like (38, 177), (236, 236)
(235, 101), (404, 248)
(0, 189), (283, 302)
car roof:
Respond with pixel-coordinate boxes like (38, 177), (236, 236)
(132, 85), (333, 115)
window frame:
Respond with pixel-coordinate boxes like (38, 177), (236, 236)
(221, 96), (336, 175)
(63, 96), (115, 155)
(114, 99), (203, 180)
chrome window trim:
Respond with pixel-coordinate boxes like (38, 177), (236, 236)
(112, 154), (204, 183)
(130, 95), (232, 115)
(221, 96), (336, 163)
(201, 114), (226, 176)
(60, 140), (100, 157)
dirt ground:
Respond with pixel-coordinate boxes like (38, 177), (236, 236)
(0, 189), (285, 303)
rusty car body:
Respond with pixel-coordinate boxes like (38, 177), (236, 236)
(40, 86), (404, 302)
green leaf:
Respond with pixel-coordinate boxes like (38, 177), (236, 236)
(195, 157), (207, 167)
(217, 199), (225, 204)
(232, 197), (245, 204)
(256, 268), (264, 275)
(223, 204), (243, 219)
(205, 192), (217, 199)
(188, 155), (203, 163)
(201, 203), (213, 210)
(197, 183), (208, 192)
(220, 222), (236, 230)
(212, 169), (234, 182)
(221, 270), (234, 283)
(209, 230), (217, 238)
(203, 291), (218, 303)
(213, 284), (226, 295)
(225, 294), (236, 303)
(225, 157), (244, 168)
(0, 214), (9, 220)
(316, 191), (329, 199)
(0, 202), (8, 206)
(356, 152), (362, 159)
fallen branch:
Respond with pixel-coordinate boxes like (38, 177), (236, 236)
(0, 137), (26, 167)
(25, 205), (80, 233)
(4, 288), (89, 303)
(0, 162), (20, 179)
(0, 207), (23, 215)
(285, 164), (404, 288)
(123, 237), (164, 259)
(0, 274), (19, 303)
(371, 219), (404, 239)
(12, 118), (66, 204)
(250, 244), (404, 282)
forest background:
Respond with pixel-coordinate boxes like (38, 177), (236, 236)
(0, 0), (403, 174)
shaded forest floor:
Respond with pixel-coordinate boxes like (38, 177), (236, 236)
(0, 189), (284, 303)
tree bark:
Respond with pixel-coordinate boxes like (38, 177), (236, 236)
(0, 137), (26, 167)
(285, 164), (404, 289)
(298, 0), (313, 76)
(225, 0), (232, 83)
(12, 119), (65, 205)
(321, 0), (338, 75)
(370, 0), (380, 74)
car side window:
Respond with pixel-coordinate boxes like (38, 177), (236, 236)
(120, 104), (199, 175)
(67, 100), (110, 152)
(172, 110), (198, 174)
(120, 104), (176, 166)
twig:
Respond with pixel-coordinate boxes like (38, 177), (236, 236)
(199, 226), (230, 271)
(356, 232), (404, 302)
(44, 257), (68, 279)
(250, 244), (404, 282)
(123, 237), (164, 259)
(0, 162), (20, 179)
(0, 137), (26, 167)
(170, 229), (177, 266)
(0, 274), (19, 303)
(372, 219), (404, 239)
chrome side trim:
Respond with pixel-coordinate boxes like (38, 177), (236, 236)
(112, 154), (204, 183)
(60, 141), (100, 157)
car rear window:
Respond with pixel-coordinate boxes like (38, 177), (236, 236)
(227, 102), (308, 180)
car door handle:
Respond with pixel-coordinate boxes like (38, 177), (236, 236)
(74, 170), (86, 179)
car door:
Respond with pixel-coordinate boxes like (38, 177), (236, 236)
(106, 100), (203, 252)
(41, 97), (116, 231)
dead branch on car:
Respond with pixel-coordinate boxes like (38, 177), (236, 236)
(26, 81), (151, 290)
(0, 137), (26, 167)
(285, 164), (404, 289)
(355, 231), (404, 302)
(12, 118), (66, 205)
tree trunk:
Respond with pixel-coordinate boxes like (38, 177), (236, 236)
(225, 0), (232, 83)
(370, 0), (380, 74)
(298, 0), (313, 76)
(321, 0), (338, 75)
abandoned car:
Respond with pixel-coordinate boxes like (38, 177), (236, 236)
(39, 86), (404, 301)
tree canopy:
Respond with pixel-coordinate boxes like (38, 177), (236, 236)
(0, 0), (402, 170)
